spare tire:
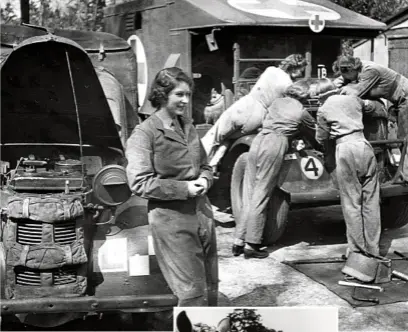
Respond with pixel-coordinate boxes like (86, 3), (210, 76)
(230, 152), (290, 244)
(381, 196), (408, 229)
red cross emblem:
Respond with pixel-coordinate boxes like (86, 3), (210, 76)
(309, 14), (325, 33)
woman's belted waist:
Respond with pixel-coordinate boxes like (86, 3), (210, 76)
(336, 131), (366, 145)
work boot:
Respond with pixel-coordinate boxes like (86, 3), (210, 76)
(232, 244), (244, 257)
(244, 243), (269, 259)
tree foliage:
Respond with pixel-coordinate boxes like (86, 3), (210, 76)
(228, 309), (283, 332)
(1, 0), (106, 31)
(1, 0), (407, 32)
(330, 0), (408, 22)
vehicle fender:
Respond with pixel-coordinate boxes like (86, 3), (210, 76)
(90, 195), (173, 309)
(277, 149), (337, 195)
(229, 134), (256, 151)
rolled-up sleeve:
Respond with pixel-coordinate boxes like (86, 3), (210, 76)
(343, 68), (381, 97)
(316, 110), (330, 145)
(300, 111), (320, 150)
(125, 128), (189, 200)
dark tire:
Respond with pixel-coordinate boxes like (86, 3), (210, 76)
(381, 196), (408, 229)
(231, 152), (248, 220)
(262, 188), (290, 245)
(230, 152), (290, 244)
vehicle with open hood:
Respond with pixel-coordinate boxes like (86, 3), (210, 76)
(103, 0), (408, 244)
(0, 24), (175, 329)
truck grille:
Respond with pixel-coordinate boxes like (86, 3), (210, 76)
(15, 268), (77, 286)
(16, 221), (42, 245)
(54, 221), (77, 245)
(16, 221), (77, 245)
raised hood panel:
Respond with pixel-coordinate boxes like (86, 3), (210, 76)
(1, 35), (122, 149)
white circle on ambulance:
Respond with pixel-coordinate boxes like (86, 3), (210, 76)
(309, 14), (325, 33)
(300, 156), (324, 180)
(227, 0), (340, 20)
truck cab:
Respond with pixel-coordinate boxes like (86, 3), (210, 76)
(103, 0), (408, 244)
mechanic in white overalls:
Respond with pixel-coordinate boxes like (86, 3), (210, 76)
(201, 54), (308, 171)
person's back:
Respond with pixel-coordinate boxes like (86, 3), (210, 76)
(249, 67), (293, 109)
(316, 94), (381, 258)
(262, 97), (307, 136)
(316, 95), (364, 143)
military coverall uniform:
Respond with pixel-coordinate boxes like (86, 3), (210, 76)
(126, 114), (218, 306)
(316, 95), (381, 256)
(334, 60), (408, 181)
(235, 97), (317, 246)
(201, 67), (293, 160)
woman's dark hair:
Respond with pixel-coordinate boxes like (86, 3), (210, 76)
(332, 55), (363, 73)
(148, 67), (194, 109)
(285, 78), (338, 102)
(284, 79), (310, 103)
(279, 54), (308, 73)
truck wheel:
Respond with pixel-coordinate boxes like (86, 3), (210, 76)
(231, 152), (248, 224)
(381, 196), (408, 229)
(262, 188), (290, 245)
(230, 152), (290, 244)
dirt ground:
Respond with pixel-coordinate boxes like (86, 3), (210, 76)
(2, 204), (407, 331)
(213, 205), (408, 332)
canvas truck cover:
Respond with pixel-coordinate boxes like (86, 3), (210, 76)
(1, 33), (122, 149)
(106, 0), (386, 33)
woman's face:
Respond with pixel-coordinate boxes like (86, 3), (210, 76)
(165, 81), (191, 117)
(290, 67), (305, 79)
(340, 67), (359, 82)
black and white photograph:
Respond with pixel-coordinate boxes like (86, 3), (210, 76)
(0, 0), (408, 331)
(174, 307), (338, 332)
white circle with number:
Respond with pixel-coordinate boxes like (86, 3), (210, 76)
(300, 156), (324, 180)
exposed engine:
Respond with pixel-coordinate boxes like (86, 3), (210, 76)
(0, 154), (105, 300)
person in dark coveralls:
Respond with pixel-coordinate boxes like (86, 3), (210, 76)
(316, 94), (381, 257)
(333, 55), (408, 181)
(233, 83), (319, 259)
(125, 67), (218, 306)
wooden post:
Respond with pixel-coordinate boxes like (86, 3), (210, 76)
(370, 38), (375, 61)
(20, 0), (30, 24)
(305, 40), (312, 78)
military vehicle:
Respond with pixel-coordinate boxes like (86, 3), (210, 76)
(0, 24), (175, 329)
(103, 0), (408, 244)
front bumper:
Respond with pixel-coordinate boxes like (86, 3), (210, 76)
(1, 294), (178, 315)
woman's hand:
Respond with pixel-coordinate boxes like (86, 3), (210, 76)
(187, 178), (209, 197)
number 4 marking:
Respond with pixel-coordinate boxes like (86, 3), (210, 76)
(304, 157), (319, 177)
(300, 156), (323, 180)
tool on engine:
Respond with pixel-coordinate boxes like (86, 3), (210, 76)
(394, 251), (408, 260)
(392, 270), (408, 282)
(286, 257), (346, 264)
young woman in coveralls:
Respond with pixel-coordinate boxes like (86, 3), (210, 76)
(333, 55), (408, 182)
(126, 68), (218, 306)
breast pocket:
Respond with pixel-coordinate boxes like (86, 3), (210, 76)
(153, 136), (190, 176)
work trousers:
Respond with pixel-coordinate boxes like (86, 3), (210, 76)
(335, 133), (381, 256)
(201, 95), (266, 159)
(148, 196), (218, 306)
(235, 131), (289, 244)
